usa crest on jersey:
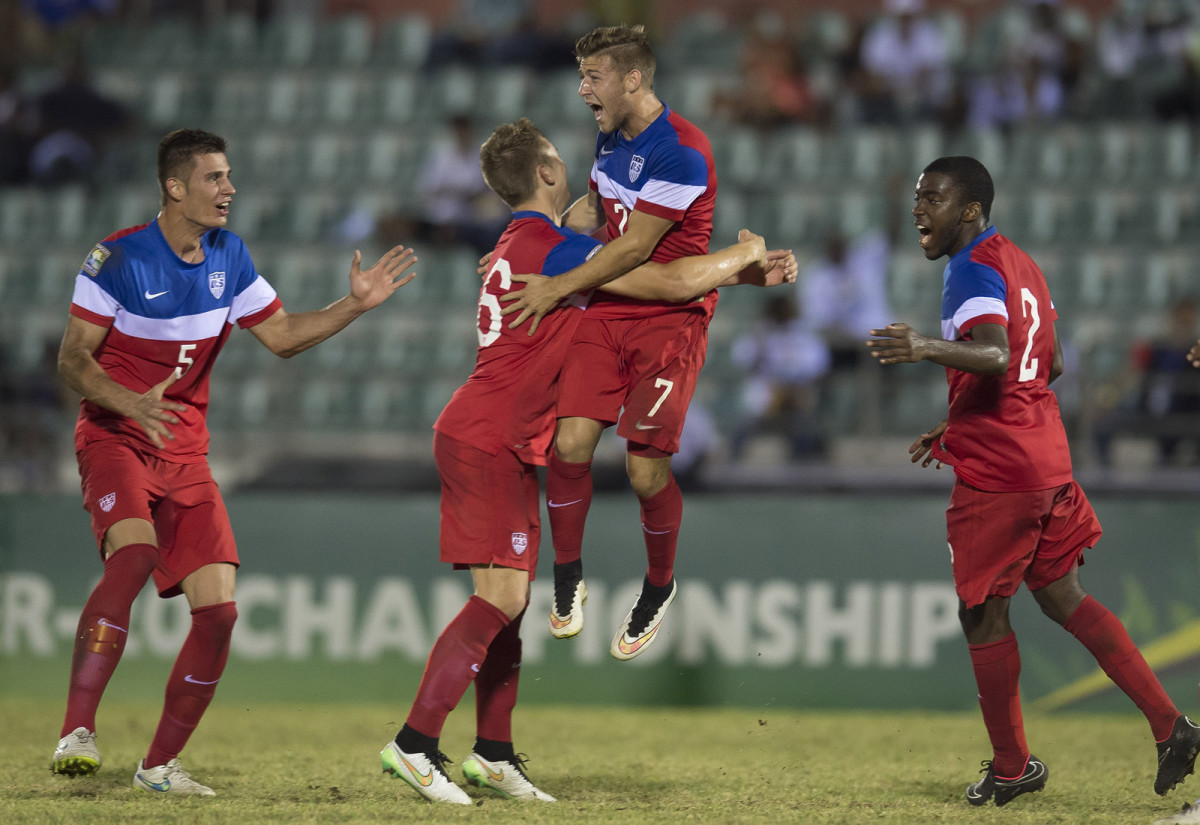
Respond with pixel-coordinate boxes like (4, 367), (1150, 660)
(99, 492), (116, 512)
(629, 154), (645, 182)
(511, 532), (528, 555)
(208, 271), (226, 299)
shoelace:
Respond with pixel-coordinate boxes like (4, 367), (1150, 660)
(430, 750), (455, 778)
(627, 596), (658, 636)
(552, 576), (579, 616)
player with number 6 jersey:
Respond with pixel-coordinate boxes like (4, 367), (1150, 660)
(382, 117), (789, 805)
(866, 156), (1199, 809)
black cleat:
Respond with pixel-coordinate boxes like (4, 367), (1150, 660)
(966, 755), (1048, 807)
(1158, 716), (1200, 795)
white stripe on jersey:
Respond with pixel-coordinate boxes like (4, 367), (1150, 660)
(117, 305), (235, 341)
(72, 274), (119, 316)
(944, 296), (1007, 340)
(229, 275), (278, 324)
(594, 172), (707, 213)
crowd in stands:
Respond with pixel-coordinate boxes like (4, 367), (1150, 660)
(2, 0), (1200, 491)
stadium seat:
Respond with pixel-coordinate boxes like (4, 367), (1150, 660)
(371, 15), (433, 70)
(259, 12), (318, 68)
(312, 13), (373, 69)
(366, 71), (422, 126)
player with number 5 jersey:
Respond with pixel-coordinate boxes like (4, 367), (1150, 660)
(866, 156), (1199, 809)
(51, 128), (417, 795)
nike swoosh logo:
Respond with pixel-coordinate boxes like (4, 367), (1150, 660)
(184, 674), (220, 685)
(618, 626), (659, 655)
(143, 777), (170, 791)
(400, 757), (434, 787)
(471, 663), (481, 673)
(642, 524), (673, 535)
(600, 147), (614, 155)
(485, 765), (505, 782)
(549, 613), (573, 629)
(548, 499), (583, 508)
(145, 290), (168, 299)
(634, 422), (661, 431)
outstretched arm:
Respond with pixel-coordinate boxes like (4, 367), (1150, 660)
(865, 322), (1009, 374)
(500, 209), (674, 333)
(58, 315), (185, 449)
(250, 245), (417, 358)
(599, 229), (794, 302)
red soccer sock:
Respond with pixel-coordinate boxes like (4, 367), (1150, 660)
(406, 596), (509, 739)
(475, 608), (525, 743)
(143, 601), (237, 768)
(639, 475), (682, 587)
(547, 453), (592, 566)
(61, 543), (158, 736)
(1064, 595), (1179, 741)
(968, 633), (1029, 778)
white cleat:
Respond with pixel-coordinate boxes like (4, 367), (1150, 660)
(51, 727), (102, 776)
(133, 758), (216, 796)
(462, 753), (556, 801)
(381, 741), (472, 805)
(1157, 799), (1200, 823)
(549, 576), (587, 639)
(611, 577), (677, 660)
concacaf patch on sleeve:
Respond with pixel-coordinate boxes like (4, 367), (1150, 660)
(81, 244), (111, 277)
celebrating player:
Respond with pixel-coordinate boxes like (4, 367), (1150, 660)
(50, 128), (417, 795)
(497, 24), (720, 660)
(866, 155), (1200, 807)
(380, 116), (793, 805)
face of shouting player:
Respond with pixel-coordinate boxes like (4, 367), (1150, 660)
(578, 54), (636, 136)
(911, 171), (980, 261)
(171, 152), (236, 231)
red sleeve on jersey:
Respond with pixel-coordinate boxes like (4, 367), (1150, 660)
(237, 296), (283, 329)
(959, 314), (1007, 335)
(69, 304), (115, 327)
(103, 224), (150, 242)
(633, 198), (685, 223)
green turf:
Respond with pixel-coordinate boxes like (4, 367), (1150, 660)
(4, 697), (1197, 824)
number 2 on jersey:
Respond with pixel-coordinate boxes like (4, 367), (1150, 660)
(1017, 287), (1040, 382)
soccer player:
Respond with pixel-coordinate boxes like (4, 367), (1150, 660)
(865, 155), (1200, 807)
(497, 24), (720, 660)
(379, 117), (793, 805)
(50, 128), (417, 795)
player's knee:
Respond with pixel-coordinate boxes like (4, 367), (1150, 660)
(193, 601), (238, 640)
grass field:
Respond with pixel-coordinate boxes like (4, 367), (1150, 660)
(3, 698), (1198, 825)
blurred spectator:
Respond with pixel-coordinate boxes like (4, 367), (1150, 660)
(1094, 297), (1200, 467)
(673, 399), (719, 490)
(964, 47), (1066, 131)
(0, 58), (37, 185)
(801, 227), (893, 373)
(0, 336), (71, 492)
(424, 0), (567, 70)
(729, 293), (831, 462)
(29, 50), (135, 186)
(711, 10), (830, 130)
(1154, 22), (1200, 121)
(855, 0), (952, 124)
(379, 113), (508, 257)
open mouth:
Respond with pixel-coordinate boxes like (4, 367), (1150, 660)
(916, 223), (932, 247)
(217, 201), (230, 216)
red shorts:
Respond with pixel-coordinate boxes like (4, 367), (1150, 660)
(434, 431), (540, 576)
(77, 438), (238, 598)
(556, 312), (708, 454)
(947, 479), (1103, 608)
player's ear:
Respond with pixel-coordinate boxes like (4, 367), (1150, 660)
(166, 177), (185, 202)
(537, 163), (555, 186)
(624, 68), (641, 93)
(961, 201), (982, 223)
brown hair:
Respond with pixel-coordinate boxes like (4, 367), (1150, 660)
(157, 128), (226, 204)
(479, 118), (551, 208)
(574, 24), (656, 88)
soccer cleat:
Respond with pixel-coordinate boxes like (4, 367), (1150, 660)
(1157, 715), (1200, 795)
(966, 755), (1048, 807)
(462, 753), (556, 801)
(133, 758), (216, 796)
(610, 577), (677, 661)
(1156, 799), (1200, 823)
(381, 741), (472, 805)
(51, 727), (102, 777)
(549, 561), (587, 639)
